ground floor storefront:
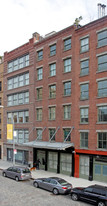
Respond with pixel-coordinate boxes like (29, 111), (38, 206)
(75, 150), (107, 183)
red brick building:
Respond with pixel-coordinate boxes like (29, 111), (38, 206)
(3, 16), (107, 182)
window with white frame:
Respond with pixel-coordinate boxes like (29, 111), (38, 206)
(80, 108), (89, 123)
(98, 80), (107, 97)
(8, 73), (29, 90)
(80, 83), (89, 100)
(80, 59), (89, 76)
(8, 54), (29, 73)
(64, 81), (71, 96)
(64, 58), (71, 73)
(98, 106), (107, 122)
(37, 67), (43, 80)
(49, 85), (56, 98)
(97, 29), (107, 47)
(36, 108), (42, 121)
(49, 107), (56, 120)
(37, 50), (43, 61)
(63, 105), (71, 120)
(98, 54), (107, 72)
(98, 132), (107, 149)
(80, 132), (88, 148)
(50, 44), (56, 56)
(64, 38), (71, 51)
(80, 37), (89, 53)
(36, 129), (42, 140)
(49, 63), (56, 76)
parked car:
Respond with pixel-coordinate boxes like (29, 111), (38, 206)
(2, 166), (32, 181)
(71, 184), (107, 206)
(33, 177), (72, 195)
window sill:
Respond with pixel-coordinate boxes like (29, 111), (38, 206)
(80, 50), (89, 54)
(49, 97), (56, 100)
(96, 70), (107, 74)
(80, 98), (89, 101)
(96, 122), (107, 124)
(37, 58), (43, 62)
(48, 119), (55, 121)
(80, 73), (89, 77)
(49, 54), (56, 57)
(63, 48), (71, 52)
(97, 44), (107, 49)
(96, 148), (107, 151)
(63, 119), (71, 121)
(63, 71), (71, 74)
(63, 94), (71, 97)
(80, 123), (89, 125)
(97, 96), (107, 99)
(48, 75), (56, 78)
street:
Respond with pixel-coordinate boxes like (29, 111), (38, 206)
(0, 170), (92, 206)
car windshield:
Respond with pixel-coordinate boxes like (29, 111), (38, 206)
(58, 179), (68, 185)
(22, 168), (30, 173)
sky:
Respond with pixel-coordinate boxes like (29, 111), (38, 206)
(0, 0), (107, 56)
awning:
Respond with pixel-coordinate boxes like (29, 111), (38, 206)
(24, 141), (74, 150)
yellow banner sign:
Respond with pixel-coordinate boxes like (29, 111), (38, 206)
(7, 124), (13, 140)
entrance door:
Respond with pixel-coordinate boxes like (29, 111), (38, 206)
(60, 153), (72, 176)
(37, 150), (46, 170)
(48, 151), (58, 173)
(79, 155), (89, 179)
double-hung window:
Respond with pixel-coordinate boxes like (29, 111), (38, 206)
(37, 50), (43, 61)
(80, 108), (89, 123)
(64, 38), (71, 51)
(49, 85), (56, 99)
(63, 128), (71, 142)
(36, 129), (42, 140)
(49, 129), (56, 141)
(63, 105), (71, 120)
(98, 80), (107, 97)
(98, 54), (107, 72)
(80, 59), (89, 76)
(97, 29), (107, 47)
(80, 132), (88, 148)
(98, 106), (107, 122)
(37, 87), (42, 100)
(36, 108), (42, 121)
(64, 81), (71, 96)
(50, 44), (56, 56)
(64, 58), (71, 73)
(80, 83), (89, 100)
(49, 107), (56, 120)
(37, 68), (43, 80)
(98, 132), (107, 149)
(50, 63), (56, 76)
(80, 37), (89, 53)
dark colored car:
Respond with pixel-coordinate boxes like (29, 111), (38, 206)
(33, 177), (72, 195)
(2, 166), (32, 181)
(71, 184), (107, 206)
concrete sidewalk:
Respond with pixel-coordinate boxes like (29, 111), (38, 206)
(0, 160), (107, 187)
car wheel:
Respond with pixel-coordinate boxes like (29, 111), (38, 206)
(15, 176), (19, 181)
(53, 188), (59, 195)
(3, 172), (6, 177)
(33, 181), (39, 188)
(98, 202), (105, 206)
(71, 193), (78, 201)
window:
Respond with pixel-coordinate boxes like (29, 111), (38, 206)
(37, 68), (43, 80)
(37, 50), (43, 61)
(49, 107), (56, 120)
(7, 91), (29, 106)
(63, 105), (71, 120)
(37, 88), (42, 100)
(0, 129), (1, 139)
(49, 63), (56, 76)
(13, 129), (29, 144)
(80, 37), (89, 53)
(64, 81), (71, 96)
(63, 128), (71, 141)
(98, 29), (107, 47)
(50, 44), (56, 56)
(64, 58), (71, 73)
(80, 108), (89, 123)
(8, 73), (29, 90)
(80, 132), (88, 148)
(98, 106), (107, 122)
(36, 108), (42, 121)
(49, 129), (55, 141)
(7, 111), (29, 124)
(64, 38), (71, 51)
(80, 59), (89, 76)
(98, 133), (107, 149)
(36, 129), (42, 140)
(49, 85), (56, 98)
(0, 97), (2, 105)
(98, 54), (107, 72)
(8, 54), (29, 73)
(98, 80), (107, 97)
(0, 113), (1, 123)
(80, 83), (89, 100)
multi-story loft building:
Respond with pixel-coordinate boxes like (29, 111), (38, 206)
(3, 16), (107, 183)
(0, 56), (4, 159)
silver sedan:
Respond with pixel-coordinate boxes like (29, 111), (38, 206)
(33, 177), (72, 195)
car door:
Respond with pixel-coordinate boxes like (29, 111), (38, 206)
(40, 178), (52, 191)
(6, 167), (13, 178)
(80, 187), (97, 204)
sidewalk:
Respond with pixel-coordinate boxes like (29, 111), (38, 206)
(0, 160), (107, 187)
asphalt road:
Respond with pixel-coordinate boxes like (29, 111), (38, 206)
(0, 170), (92, 206)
